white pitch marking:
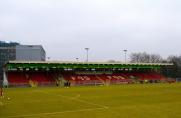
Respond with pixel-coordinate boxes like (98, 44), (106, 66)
(35, 90), (109, 109)
(6, 107), (106, 118)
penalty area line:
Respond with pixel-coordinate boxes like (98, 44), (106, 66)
(6, 107), (106, 118)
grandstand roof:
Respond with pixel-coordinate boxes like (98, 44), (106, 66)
(5, 61), (173, 70)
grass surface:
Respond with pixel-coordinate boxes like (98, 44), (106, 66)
(1, 83), (181, 118)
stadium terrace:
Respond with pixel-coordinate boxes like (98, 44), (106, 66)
(3, 61), (174, 87)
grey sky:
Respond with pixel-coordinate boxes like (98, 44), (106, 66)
(0, 0), (181, 61)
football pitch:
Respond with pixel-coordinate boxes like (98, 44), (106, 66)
(1, 83), (181, 118)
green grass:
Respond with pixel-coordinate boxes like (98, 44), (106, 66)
(1, 83), (181, 118)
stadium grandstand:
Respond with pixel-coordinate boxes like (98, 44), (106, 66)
(3, 61), (174, 87)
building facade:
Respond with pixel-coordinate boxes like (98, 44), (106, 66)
(0, 41), (19, 80)
(16, 45), (46, 61)
(0, 41), (46, 81)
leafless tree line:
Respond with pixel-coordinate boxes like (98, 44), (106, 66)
(130, 52), (163, 63)
(130, 53), (181, 78)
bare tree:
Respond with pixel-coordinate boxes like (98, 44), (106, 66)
(168, 55), (181, 66)
(130, 53), (140, 63)
(130, 52), (162, 63)
(166, 55), (181, 78)
(150, 54), (162, 63)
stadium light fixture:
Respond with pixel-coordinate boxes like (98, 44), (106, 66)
(76, 58), (79, 62)
(123, 50), (127, 63)
(85, 48), (89, 62)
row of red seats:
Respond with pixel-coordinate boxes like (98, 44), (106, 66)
(7, 72), (56, 86)
(7, 71), (167, 86)
(30, 73), (55, 83)
(126, 72), (166, 80)
(63, 74), (131, 85)
(8, 72), (29, 84)
(63, 74), (103, 85)
(62, 72), (167, 85)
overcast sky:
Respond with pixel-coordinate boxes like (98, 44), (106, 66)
(0, 0), (181, 62)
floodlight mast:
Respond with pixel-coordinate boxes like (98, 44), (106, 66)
(123, 50), (127, 63)
(76, 58), (79, 62)
(85, 48), (89, 62)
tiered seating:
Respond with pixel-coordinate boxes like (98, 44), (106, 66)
(96, 74), (131, 84)
(149, 72), (167, 80)
(8, 72), (29, 87)
(123, 72), (167, 82)
(8, 72), (56, 87)
(63, 74), (103, 86)
(29, 72), (55, 86)
(62, 71), (167, 86)
(8, 71), (168, 87)
(63, 73), (132, 85)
